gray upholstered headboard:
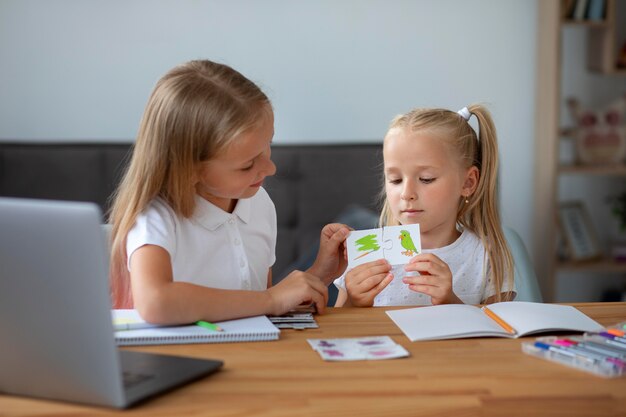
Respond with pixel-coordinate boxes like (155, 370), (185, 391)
(0, 143), (383, 288)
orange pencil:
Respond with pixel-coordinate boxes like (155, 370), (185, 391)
(482, 306), (517, 335)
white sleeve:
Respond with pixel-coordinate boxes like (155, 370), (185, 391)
(266, 192), (277, 268)
(126, 199), (177, 271)
(254, 187), (277, 268)
(333, 272), (347, 291)
(483, 263), (517, 300)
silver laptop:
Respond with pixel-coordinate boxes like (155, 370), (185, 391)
(0, 197), (223, 408)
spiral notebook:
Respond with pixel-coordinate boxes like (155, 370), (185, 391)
(113, 310), (280, 346)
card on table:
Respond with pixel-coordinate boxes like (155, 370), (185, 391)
(346, 224), (421, 268)
(269, 304), (318, 329)
(307, 336), (410, 361)
(268, 311), (318, 330)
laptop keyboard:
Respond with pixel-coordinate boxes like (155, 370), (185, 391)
(123, 371), (155, 388)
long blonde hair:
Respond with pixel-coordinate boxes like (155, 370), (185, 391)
(109, 60), (271, 308)
(379, 104), (514, 302)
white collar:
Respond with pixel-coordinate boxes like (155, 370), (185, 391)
(192, 194), (251, 231)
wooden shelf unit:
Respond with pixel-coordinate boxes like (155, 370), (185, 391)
(534, 0), (626, 302)
(557, 258), (626, 273)
(558, 163), (626, 175)
(561, 20), (610, 28)
(587, 0), (626, 73)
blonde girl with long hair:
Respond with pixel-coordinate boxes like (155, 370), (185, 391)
(335, 105), (515, 307)
(110, 60), (349, 324)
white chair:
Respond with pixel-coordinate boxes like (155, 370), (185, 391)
(504, 227), (543, 302)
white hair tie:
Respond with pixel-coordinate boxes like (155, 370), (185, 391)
(457, 107), (471, 121)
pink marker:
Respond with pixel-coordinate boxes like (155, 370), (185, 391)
(553, 338), (576, 347)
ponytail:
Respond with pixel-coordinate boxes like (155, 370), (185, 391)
(458, 104), (514, 302)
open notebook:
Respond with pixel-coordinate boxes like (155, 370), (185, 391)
(386, 302), (604, 341)
(113, 310), (280, 346)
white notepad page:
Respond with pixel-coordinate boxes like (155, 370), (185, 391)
(386, 302), (604, 341)
(113, 310), (280, 346)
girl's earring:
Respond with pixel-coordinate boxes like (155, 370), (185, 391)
(464, 195), (469, 204)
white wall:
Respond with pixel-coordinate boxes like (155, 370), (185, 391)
(0, 0), (538, 253)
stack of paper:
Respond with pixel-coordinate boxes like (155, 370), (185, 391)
(268, 312), (318, 329)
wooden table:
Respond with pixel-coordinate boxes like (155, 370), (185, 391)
(2, 303), (626, 417)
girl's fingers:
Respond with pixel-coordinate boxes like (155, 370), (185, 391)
(312, 289), (327, 314)
(348, 261), (390, 284)
(306, 273), (328, 292)
(405, 261), (438, 274)
(355, 259), (389, 271)
(402, 273), (435, 286)
(305, 275), (329, 305)
(376, 273), (394, 291)
(408, 284), (436, 295)
(326, 226), (350, 248)
(299, 276), (328, 314)
(361, 272), (394, 291)
(350, 272), (387, 292)
(355, 273), (393, 306)
(359, 264), (392, 278)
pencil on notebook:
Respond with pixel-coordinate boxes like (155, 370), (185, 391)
(482, 306), (517, 335)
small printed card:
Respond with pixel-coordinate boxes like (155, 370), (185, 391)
(307, 336), (410, 361)
(347, 224), (421, 268)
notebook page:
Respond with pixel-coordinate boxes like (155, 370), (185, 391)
(487, 302), (604, 337)
(112, 310), (280, 345)
(386, 304), (508, 341)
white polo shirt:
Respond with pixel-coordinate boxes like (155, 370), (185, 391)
(126, 187), (276, 291)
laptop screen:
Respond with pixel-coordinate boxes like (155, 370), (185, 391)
(0, 198), (127, 406)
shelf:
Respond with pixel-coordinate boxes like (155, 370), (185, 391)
(561, 19), (610, 27)
(557, 258), (626, 273)
(534, 1), (626, 301)
(559, 163), (626, 175)
(605, 68), (626, 75)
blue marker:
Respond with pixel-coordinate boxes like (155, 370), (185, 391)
(533, 342), (595, 363)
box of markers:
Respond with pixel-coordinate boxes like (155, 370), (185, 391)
(521, 321), (626, 378)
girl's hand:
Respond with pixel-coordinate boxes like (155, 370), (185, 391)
(267, 271), (328, 315)
(402, 253), (462, 305)
(308, 223), (350, 285)
(345, 259), (393, 307)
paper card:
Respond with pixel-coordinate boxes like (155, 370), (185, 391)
(346, 224), (421, 268)
(307, 336), (410, 361)
(268, 313), (316, 322)
(346, 228), (384, 267)
(382, 225), (422, 265)
(268, 311), (318, 330)
(273, 322), (319, 330)
(307, 335), (397, 351)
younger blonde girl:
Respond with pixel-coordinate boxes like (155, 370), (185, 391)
(335, 105), (515, 307)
